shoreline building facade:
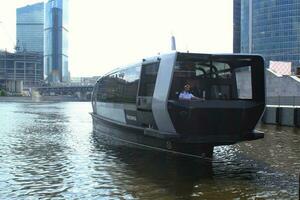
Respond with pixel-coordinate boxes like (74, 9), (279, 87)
(0, 51), (43, 90)
(16, 2), (44, 53)
(44, 0), (69, 83)
(234, 0), (300, 71)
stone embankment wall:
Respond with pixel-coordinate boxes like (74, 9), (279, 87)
(237, 68), (300, 127)
(0, 95), (89, 103)
(262, 106), (300, 127)
(261, 69), (300, 127)
(0, 96), (33, 102)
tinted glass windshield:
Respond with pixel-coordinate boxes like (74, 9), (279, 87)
(169, 54), (254, 101)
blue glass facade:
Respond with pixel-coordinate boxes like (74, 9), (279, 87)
(233, 0), (241, 53)
(44, 0), (69, 83)
(240, 0), (250, 53)
(236, 0), (300, 70)
(16, 2), (44, 53)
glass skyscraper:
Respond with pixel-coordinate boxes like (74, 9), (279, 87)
(233, 0), (241, 53)
(16, 2), (44, 53)
(44, 0), (69, 83)
(234, 0), (300, 70)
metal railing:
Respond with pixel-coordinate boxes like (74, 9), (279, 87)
(267, 96), (300, 107)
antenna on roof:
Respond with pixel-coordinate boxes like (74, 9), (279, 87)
(185, 44), (189, 53)
(15, 40), (20, 51)
(171, 35), (176, 51)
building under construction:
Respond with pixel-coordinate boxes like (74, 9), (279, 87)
(0, 50), (43, 92)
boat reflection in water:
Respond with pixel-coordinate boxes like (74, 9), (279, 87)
(92, 133), (213, 198)
(91, 52), (265, 157)
(92, 133), (298, 199)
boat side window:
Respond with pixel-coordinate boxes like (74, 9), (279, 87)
(96, 66), (140, 104)
(138, 62), (159, 97)
(235, 66), (252, 99)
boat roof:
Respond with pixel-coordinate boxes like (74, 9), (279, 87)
(99, 51), (264, 80)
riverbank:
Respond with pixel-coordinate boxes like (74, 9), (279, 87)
(0, 96), (33, 103)
(0, 96), (90, 103)
(262, 105), (300, 127)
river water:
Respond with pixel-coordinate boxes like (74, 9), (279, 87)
(0, 102), (299, 199)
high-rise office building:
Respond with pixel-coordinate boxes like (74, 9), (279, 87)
(16, 2), (44, 53)
(233, 0), (241, 53)
(44, 0), (69, 83)
(234, 0), (300, 70)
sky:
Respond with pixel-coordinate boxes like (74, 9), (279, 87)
(0, 0), (233, 77)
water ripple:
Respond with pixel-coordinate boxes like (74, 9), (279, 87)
(0, 102), (299, 199)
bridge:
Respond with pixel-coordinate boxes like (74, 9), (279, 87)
(34, 85), (94, 101)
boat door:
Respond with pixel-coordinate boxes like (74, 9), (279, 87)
(136, 58), (160, 128)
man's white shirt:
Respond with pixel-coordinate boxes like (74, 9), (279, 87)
(179, 91), (195, 100)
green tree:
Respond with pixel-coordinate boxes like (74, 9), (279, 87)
(0, 89), (6, 96)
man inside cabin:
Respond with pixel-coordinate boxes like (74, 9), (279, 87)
(179, 84), (203, 101)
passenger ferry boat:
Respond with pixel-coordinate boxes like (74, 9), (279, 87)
(91, 51), (265, 158)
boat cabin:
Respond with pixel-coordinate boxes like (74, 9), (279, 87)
(92, 52), (265, 145)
